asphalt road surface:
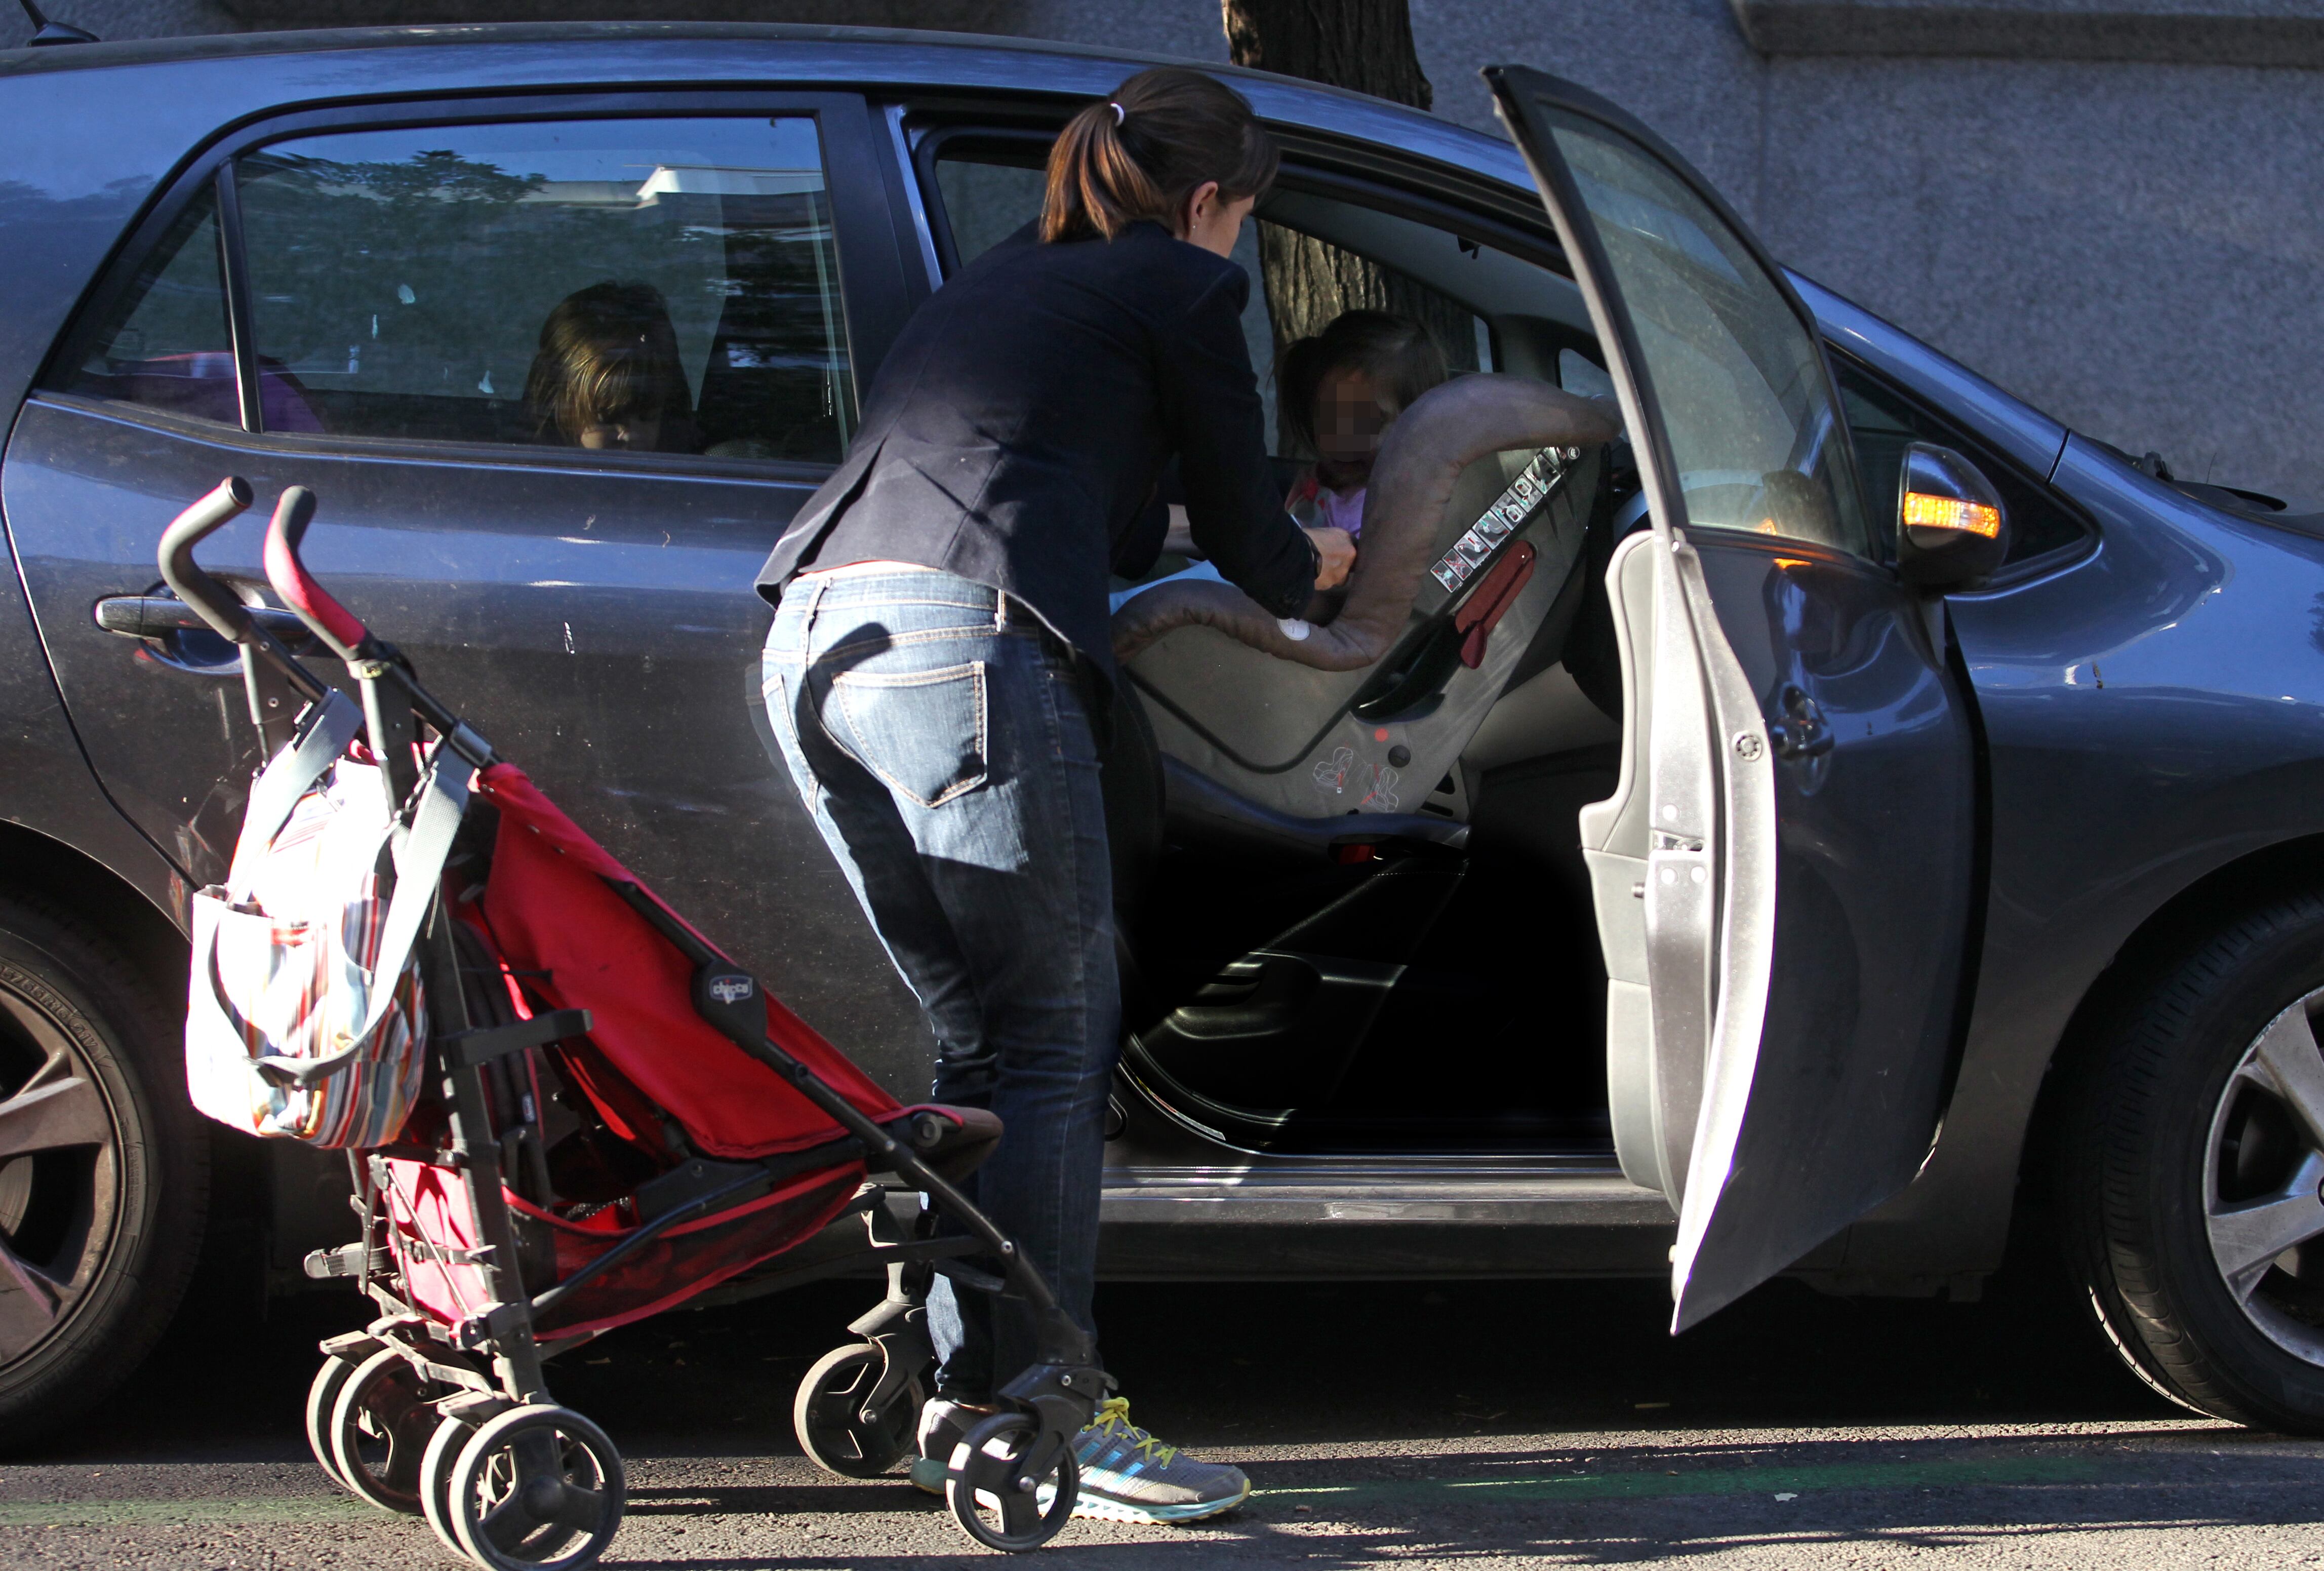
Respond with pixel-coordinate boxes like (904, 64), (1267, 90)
(8, 1253), (2323, 1569)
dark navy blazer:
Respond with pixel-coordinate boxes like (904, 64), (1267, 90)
(754, 220), (1315, 682)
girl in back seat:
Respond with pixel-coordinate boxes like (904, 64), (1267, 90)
(523, 280), (697, 454)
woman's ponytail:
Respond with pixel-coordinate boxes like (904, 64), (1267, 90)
(1043, 96), (1167, 243)
(1041, 66), (1278, 244)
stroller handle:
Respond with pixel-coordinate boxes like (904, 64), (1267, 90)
(255, 484), (493, 765)
(263, 486), (373, 662)
(156, 476), (259, 643)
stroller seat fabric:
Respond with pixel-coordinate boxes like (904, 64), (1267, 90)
(473, 764), (898, 1159)
(385, 1155), (869, 1340)
(365, 762), (919, 1339)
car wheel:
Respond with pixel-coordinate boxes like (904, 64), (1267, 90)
(2061, 890), (2324, 1431)
(0, 891), (204, 1445)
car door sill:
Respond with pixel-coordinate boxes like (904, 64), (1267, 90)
(1095, 1159), (1675, 1278)
(1101, 1158), (1669, 1227)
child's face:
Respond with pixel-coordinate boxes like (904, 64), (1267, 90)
(578, 411), (662, 451)
(1312, 365), (1391, 482)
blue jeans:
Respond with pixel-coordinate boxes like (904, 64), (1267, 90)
(762, 568), (1118, 1398)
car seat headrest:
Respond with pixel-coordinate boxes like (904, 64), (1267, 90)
(1110, 374), (1618, 672)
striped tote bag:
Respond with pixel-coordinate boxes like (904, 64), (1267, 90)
(185, 692), (465, 1148)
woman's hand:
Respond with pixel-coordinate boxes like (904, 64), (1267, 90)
(1305, 526), (1356, 591)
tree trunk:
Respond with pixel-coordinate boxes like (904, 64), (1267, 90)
(1220, 0), (1476, 452)
(1251, 228), (1481, 405)
(1220, 0), (1432, 111)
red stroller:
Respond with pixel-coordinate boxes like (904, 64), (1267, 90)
(157, 478), (1104, 1567)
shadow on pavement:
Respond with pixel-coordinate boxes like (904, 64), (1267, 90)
(47, 1245), (2167, 1464)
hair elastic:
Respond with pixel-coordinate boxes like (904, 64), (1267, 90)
(1109, 101), (1125, 125)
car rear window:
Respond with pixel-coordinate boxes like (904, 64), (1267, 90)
(58, 116), (860, 469)
(231, 117), (855, 463)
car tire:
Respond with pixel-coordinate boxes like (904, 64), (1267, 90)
(2060, 889), (2324, 1432)
(0, 890), (204, 1446)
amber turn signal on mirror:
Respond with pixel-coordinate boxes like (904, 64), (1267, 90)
(1895, 442), (2010, 590)
(1901, 491), (2002, 539)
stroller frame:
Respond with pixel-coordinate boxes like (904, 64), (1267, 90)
(158, 477), (1105, 1566)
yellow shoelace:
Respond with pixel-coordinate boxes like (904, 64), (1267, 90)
(1088, 1397), (1178, 1468)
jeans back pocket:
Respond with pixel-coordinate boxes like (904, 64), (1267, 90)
(828, 661), (989, 809)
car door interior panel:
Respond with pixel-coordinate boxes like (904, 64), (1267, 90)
(1584, 528), (1669, 1195)
(1489, 64), (1982, 1324)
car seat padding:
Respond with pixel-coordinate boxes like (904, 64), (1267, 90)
(1109, 374), (1616, 671)
(1105, 375), (1615, 822)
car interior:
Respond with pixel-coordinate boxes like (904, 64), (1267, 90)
(924, 132), (1649, 1158)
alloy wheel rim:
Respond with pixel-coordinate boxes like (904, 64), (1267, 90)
(0, 972), (124, 1367)
(2203, 988), (2324, 1365)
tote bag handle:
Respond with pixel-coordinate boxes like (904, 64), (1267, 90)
(212, 690), (470, 1088)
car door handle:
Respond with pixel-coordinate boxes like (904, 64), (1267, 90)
(93, 594), (318, 678)
(93, 595), (311, 643)
(1767, 684), (1834, 761)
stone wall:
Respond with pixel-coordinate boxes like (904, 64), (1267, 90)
(9, 0), (2319, 500)
(1411, 0), (2324, 503)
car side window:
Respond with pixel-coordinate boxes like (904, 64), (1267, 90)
(60, 188), (241, 426)
(926, 145), (1519, 465)
(230, 116), (856, 462)
(933, 158), (1046, 267)
(1835, 359), (2090, 567)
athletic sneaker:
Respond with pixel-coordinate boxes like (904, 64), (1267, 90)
(911, 1398), (982, 1495)
(1067, 1397), (1251, 1523)
(913, 1395), (1250, 1523)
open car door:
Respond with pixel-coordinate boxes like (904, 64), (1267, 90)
(1485, 67), (1981, 1329)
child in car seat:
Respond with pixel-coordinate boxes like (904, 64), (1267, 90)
(1111, 308), (1448, 611)
(524, 280), (699, 454)
(1278, 308), (1449, 543)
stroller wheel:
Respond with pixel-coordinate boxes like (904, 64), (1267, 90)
(305, 1356), (359, 1490)
(330, 1347), (438, 1514)
(447, 1403), (625, 1571)
(793, 1342), (924, 1478)
(945, 1410), (1078, 1553)
(420, 1411), (477, 1558)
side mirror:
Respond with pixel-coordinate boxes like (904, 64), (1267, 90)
(1894, 443), (2009, 591)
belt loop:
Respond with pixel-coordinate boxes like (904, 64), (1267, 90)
(994, 587), (1008, 634)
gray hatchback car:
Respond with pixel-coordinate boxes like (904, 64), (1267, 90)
(5, 21), (2324, 1446)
